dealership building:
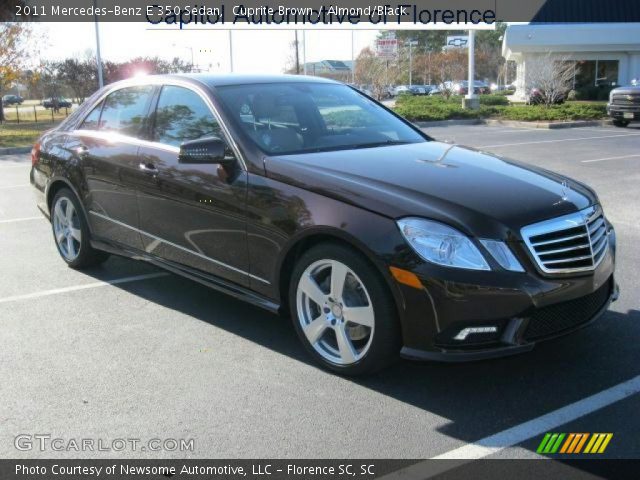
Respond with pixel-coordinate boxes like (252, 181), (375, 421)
(502, 23), (640, 99)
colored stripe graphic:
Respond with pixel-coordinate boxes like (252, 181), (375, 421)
(541, 433), (613, 454)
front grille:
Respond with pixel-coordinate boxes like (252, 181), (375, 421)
(521, 206), (609, 274)
(611, 93), (640, 106)
(524, 278), (612, 340)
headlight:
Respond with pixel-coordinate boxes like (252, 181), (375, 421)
(480, 239), (525, 272)
(397, 218), (490, 271)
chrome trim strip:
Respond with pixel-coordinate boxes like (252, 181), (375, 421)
(89, 211), (270, 285)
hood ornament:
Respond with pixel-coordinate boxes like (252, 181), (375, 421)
(560, 180), (571, 201)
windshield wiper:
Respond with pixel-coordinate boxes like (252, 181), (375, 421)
(348, 140), (410, 150)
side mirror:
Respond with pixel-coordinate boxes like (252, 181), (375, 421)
(178, 136), (233, 165)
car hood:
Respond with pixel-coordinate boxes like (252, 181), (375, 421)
(611, 86), (640, 95)
(264, 141), (596, 240)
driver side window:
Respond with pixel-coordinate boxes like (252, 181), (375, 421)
(153, 86), (222, 148)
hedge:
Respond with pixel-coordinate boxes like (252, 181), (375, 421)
(393, 94), (607, 122)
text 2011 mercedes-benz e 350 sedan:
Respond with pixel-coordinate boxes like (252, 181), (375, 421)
(31, 74), (618, 375)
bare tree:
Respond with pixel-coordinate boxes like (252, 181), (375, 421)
(354, 47), (396, 100)
(525, 52), (576, 106)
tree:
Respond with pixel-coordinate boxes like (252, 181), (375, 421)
(0, 23), (34, 121)
(525, 52), (576, 106)
(354, 47), (397, 100)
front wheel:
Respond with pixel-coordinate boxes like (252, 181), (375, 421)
(289, 243), (400, 375)
(51, 189), (109, 268)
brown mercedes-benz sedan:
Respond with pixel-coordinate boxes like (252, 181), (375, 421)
(31, 74), (618, 375)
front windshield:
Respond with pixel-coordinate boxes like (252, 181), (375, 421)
(216, 82), (427, 155)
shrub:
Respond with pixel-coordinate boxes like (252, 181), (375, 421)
(573, 85), (616, 101)
(478, 94), (510, 106)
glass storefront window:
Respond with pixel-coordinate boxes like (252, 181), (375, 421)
(596, 60), (619, 86)
(574, 60), (619, 88)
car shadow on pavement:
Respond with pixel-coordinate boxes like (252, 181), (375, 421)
(104, 263), (640, 445)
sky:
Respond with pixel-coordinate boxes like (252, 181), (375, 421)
(38, 23), (381, 73)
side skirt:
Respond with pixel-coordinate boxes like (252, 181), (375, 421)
(90, 239), (281, 314)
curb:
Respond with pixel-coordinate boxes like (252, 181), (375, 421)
(483, 119), (613, 129)
(414, 119), (482, 128)
(0, 146), (31, 156)
(414, 118), (613, 130)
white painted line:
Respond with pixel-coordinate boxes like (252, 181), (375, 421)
(0, 164), (30, 169)
(0, 272), (169, 304)
(431, 374), (640, 460)
(0, 216), (42, 224)
(0, 184), (30, 189)
(479, 133), (640, 149)
(581, 154), (640, 163)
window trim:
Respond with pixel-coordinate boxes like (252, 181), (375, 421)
(75, 78), (247, 171)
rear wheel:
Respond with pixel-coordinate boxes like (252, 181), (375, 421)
(51, 189), (109, 268)
(613, 119), (630, 127)
(289, 243), (400, 375)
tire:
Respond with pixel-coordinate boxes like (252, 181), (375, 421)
(289, 242), (400, 375)
(613, 119), (630, 127)
(51, 188), (109, 269)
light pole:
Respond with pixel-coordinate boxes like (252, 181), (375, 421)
(406, 40), (418, 86)
(93, 0), (104, 88)
(464, 30), (479, 109)
(351, 30), (355, 84)
(228, 30), (234, 73)
(303, 30), (307, 75)
(172, 44), (194, 70)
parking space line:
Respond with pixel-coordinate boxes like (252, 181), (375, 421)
(0, 216), (42, 224)
(581, 154), (640, 163)
(0, 272), (169, 304)
(431, 374), (640, 460)
(478, 133), (640, 148)
(0, 184), (30, 189)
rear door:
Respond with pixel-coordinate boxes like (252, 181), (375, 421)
(136, 84), (251, 287)
(67, 85), (155, 249)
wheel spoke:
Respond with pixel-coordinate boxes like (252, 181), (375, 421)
(56, 229), (65, 244)
(335, 324), (357, 364)
(54, 202), (65, 224)
(342, 305), (374, 328)
(303, 316), (328, 345)
(66, 234), (76, 258)
(299, 274), (327, 307)
(330, 261), (348, 300)
(69, 226), (82, 242)
(65, 202), (75, 224)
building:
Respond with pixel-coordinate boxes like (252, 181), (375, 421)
(502, 23), (640, 100)
(303, 60), (352, 76)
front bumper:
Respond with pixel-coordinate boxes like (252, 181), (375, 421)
(395, 227), (618, 362)
(607, 104), (640, 120)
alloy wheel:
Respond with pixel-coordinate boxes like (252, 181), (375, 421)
(53, 197), (82, 261)
(296, 259), (375, 365)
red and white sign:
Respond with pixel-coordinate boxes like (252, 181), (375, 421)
(375, 38), (399, 59)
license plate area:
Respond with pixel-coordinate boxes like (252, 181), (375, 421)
(623, 112), (634, 119)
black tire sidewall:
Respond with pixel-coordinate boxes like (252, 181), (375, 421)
(289, 243), (400, 375)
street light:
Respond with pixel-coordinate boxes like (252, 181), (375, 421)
(172, 43), (195, 70)
(405, 40), (418, 86)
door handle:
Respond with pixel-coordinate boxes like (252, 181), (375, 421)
(138, 162), (157, 173)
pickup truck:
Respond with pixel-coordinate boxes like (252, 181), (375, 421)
(607, 83), (640, 127)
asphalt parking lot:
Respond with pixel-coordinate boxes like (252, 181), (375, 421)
(1, 124), (639, 460)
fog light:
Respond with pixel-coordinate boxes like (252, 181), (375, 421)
(454, 326), (498, 341)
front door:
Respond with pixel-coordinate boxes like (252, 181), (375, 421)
(136, 84), (250, 287)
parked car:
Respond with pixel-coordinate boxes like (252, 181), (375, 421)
(42, 97), (72, 109)
(408, 85), (427, 95)
(2, 94), (24, 105)
(607, 81), (640, 127)
(393, 85), (412, 96)
(31, 74), (618, 375)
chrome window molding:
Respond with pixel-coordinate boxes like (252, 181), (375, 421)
(89, 211), (270, 285)
(521, 205), (609, 275)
